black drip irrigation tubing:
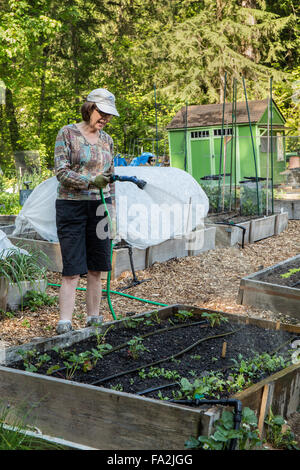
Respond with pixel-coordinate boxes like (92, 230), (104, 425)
(136, 335), (298, 398)
(89, 328), (242, 386)
(214, 222), (246, 248)
(169, 397), (243, 451)
(48, 319), (209, 377)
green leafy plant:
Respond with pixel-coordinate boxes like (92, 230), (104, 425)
(17, 349), (51, 372)
(201, 312), (229, 327)
(0, 403), (66, 450)
(139, 366), (181, 381)
(174, 310), (194, 322)
(127, 336), (149, 360)
(264, 409), (299, 450)
(185, 407), (262, 450)
(178, 377), (210, 399)
(22, 290), (57, 311)
(17, 348), (38, 373)
(0, 248), (48, 310)
(93, 324), (114, 348)
(90, 343), (113, 367)
(280, 268), (300, 279)
(62, 350), (93, 380)
(0, 248), (48, 285)
(0, 192), (21, 215)
(123, 317), (144, 329)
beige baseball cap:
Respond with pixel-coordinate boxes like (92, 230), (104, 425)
(86, 88), (119, 117)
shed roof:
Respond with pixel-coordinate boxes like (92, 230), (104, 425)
(166, 99), (285, 130)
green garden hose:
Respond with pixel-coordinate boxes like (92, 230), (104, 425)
(48, 188), (168, 320)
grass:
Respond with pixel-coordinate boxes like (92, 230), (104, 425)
(0, 247), (48, 291)
(0, 405), (67, 450)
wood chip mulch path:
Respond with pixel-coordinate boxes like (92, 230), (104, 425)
(0, 220), (299, 349)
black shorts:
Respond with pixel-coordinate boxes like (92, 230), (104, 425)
(56, 199), (112, 276)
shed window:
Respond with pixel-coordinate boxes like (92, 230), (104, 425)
(213, 128), (233, 136)
(191, 130), (209, 139)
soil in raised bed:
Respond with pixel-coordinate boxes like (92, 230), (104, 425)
(10, 311), (299, 403)
(255, 258), (300, 288)
(206, 212), (266, 225)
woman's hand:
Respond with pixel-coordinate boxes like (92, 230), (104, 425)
(90, 174), (111, 189)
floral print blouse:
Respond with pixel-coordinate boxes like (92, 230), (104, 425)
(54, 124), (115, 201)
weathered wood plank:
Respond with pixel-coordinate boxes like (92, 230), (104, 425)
(234, 363), (300, 417)
(0, 366), (204, 450)
(238, 255), (300, 320)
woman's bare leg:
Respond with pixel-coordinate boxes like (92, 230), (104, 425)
(86, 270), (102, 317)
(59, 274), (80, 322)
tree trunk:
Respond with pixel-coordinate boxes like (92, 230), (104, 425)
(37, 47), (49, 137)
(241, 0), (257, 61)
(71, 26), (80, 113)
(5, 88), (22, 152)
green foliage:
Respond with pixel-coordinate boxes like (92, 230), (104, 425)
(22, 290), (57, 311)
(127, 336), (150, 360)
(174, 310), (194, 322)
(0, 0), (299, 173)
(264, 409), (299, 450)
(0, 248), (47, 289)
(138, 366), (181, 381)
(0, 403), (66, 450)
(280, 267), (300, 278)
(201, 312), (229, 327)
(0, 192), (21, 215)
(185, 407), (262, 450)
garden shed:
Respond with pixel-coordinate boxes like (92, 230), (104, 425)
(166, 99), (287, 187)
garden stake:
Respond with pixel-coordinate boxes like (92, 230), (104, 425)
(242, 77), (260, 215)
(221, 341), (227, 359)
(258, 384), (270, 438)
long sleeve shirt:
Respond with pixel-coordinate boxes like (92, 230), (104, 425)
(54, 124), (115, 201)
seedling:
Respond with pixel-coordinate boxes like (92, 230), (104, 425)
(264, 409), (299, 450)
(185, 407), (262, 450)
(17, 348), (38, 372)
(174, 310), (194, 322)
(127, 336), (149, 360)
(62, 351), (93, 380)
(280, 268), (300, 279)
(201, 312), (229, 327)
(23, 290), (57, 312)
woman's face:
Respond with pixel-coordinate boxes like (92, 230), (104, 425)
(89, 108), (112, 131)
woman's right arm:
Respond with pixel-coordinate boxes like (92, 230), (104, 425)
(54, 127), (90, 190)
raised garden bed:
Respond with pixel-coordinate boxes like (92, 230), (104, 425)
(274, 199), (300, 220)
(0, 214), (16, 235)
(8, 227), (216, 279)
(206, 212), (288, 247)
(0, 305), (299, 450)
(0, 278), (47, 312)
(238, 254), (300, 320)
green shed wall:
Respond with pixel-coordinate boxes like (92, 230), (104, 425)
(168, 102), (286, 186)
(168, 130), (186, 171)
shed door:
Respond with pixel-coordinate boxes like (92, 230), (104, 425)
(190, 138), (211, 182)
(213, 136), (233, 176)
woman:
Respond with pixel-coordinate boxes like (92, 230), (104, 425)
(54, 88), (119, 334)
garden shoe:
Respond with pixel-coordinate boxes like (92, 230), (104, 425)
(86, 315), (103, 327)
(56, 320), (72, 335)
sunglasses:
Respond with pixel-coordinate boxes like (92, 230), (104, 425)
(96, 109), (112, 120)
